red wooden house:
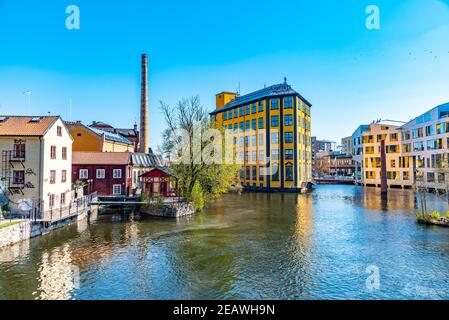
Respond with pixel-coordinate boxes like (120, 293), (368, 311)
(140, 167), (178, 197)
(72, 152), (133, 197)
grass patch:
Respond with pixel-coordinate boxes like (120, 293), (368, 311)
(0, 221), (21, 230)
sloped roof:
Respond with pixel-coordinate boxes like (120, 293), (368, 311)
(0, 116), (59, 136)
(89, 127), (134, 145)
(131, 152), (164, 168)
(210, 82), (312, 115)
(72, 152), (130, 165)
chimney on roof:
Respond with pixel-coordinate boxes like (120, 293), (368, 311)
(139, 54), (149, 154)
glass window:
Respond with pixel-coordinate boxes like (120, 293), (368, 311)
(258, 101), (264, 112)
(285, 115), (293, 126)
(285, 132), (293, 143)
(258, 117), (264, 129)
(223, 112), (227, 121)
(251, 119), (257, 131)
(272, 149), (280, 160)
(113, 185), (122, 195)
(252, 103), (257, 114)
(113, 169), (122, 179)
(246, 105), (250, 115)
(79, 169), (88, 179)
(239, 122), (244, 132)
(270, 99), (279, 110)
(240, 107), (244, 117)
(234, 109), (238, 118)
(286, 166), (293, 181)
(271, 116), (279, 127)
(272, 164), (279, 181)
(245, 121), (250, 131)
(284, 97), (293, 109)
(97, 169), (105, 179)
(285, 149), (294, 160)
(271, 132), (279, 144)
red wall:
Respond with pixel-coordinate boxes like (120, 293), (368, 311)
(72, 164), (132, 196)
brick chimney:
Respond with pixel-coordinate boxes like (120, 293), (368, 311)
(139, 54), (149, 154)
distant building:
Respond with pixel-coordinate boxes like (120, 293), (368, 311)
(315, 152), (355, 177)
(400, 102), (449, 192)
(66, 121), (135, 153)
(0, 116), (73, 218)
(341, 136), (353, 155)
(351, 125), (370, 183)
(90, 121), (140, 152)
(72, 152), (133, 197)
(210, 80), (313, 191)
(311, 137), (335, 177)
(131, 150), (165, 191)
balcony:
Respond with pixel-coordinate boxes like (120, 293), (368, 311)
(11, 150), (26, 161)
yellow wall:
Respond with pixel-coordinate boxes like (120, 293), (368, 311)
(69, 125), (102, 152)
(216, 92), (238, 108)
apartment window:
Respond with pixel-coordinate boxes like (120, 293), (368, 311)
(245, 121), (250, 131)
(413, 142), (425, 152)
(113, 184), (122, 195)
(239, 122), (244, 132)
(244, 136), (250, 147)
(228, 110), (233, 120)
(258, 134), (264, 146)
(50, 146), (57, 159)
(79, 169), (88, 179)
(57, 126), (62, 137)
(60, 193), (66, 205)
(270, 99), (279, 110)
(272, 149), (280, 161)
(252, 166), (257, 180)
(113, 169), (122, 179)
(61, 170), (67, 183)
(286, 166), (294, 181)
(246, 105), (250, 115)
(234, 109), (238, 118)
(251, 151), (257, 162)
(49, 194), (55, 208)
(439, 173), (446, 183)
(271, 132), (279, 144)
(257, 117), (264, 129)
(97, 169), (106, 179)
(284, 97), (293, 109)
(427, 172), (435, 183)
(285, 149), (294, 160)
(272, 164), (280, 181)
(223, 112), (227, 121)
(271, 116), (279, 127)
(285, 132), (293, 144)
(239, 137), (244, 147)
(12, 171), (25, 185)
(426, 125), (435, 136)
(251, 119), (257, 131)
(251, 135), (257, 147)
(245, 166), (250, 180)
(62, 147), (67, 160)
(258, 101), (264, 112)
(258, 150), (265, 163)
(50, 170), (56, 184)
(233, 123), (238, 134)
(391, 160), (396, 168)
(259, 167), (265, 181)
(252, 103), (257, 114)
(240, 107), (244, 117)
(13, 142), (25, 159)
(284, 115), (293, 126)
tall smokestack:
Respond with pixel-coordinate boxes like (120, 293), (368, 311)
(139, 53), (149, 154)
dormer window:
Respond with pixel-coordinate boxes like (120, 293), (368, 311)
(30, 117), (41, 123)
(0, 117), (9, 123)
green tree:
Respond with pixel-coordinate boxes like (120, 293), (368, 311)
(191, 181), (205, 211)
(160, 96), (242, 206)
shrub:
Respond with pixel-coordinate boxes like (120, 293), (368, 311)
(191, 181), (205, 212)
(141, 192), (151, 204)
(417, 213), (429, 223)
(430, 211), (441, 220)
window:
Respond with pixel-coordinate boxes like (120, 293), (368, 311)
(79, 169), (88, 179)
(113, 184), (122, 195)
(252, 103), (257, 114)
(259, 167), (265, 181)
(246, 105), (250, 115)
(271, 116), (279, 127)
(272, 164), (279, 181)
(245, 166), (250, 180)
(61, 170), (67, 183)
(57, 126), (62, 137)
(49, 194), (55, 208)
(245, 121), (250, 131)
(228, 110), (233, 120)
(271, 132), (279, 144)
(240, 107), (244, 117)
(284, 97), (293, 109)
(50, 146), (57, 159)
(258, 101), (264, 112)
(251, 135), (257, 146)
(258, 134), (264, 146)
(251, 119), (257, 131)
(62, 147), (67, 160)
(285, 149), (294, 160)
(223, 112), (227, 121)
(12, 171), (25, 185)
(50, 170), (56, 184)
(97, 169), (106, 179)
(60, 193), (66, 205)
(13, 142), (25, 159)
(234, 109), (238, 118)
(270, 99), (279, 110)
(233, 123), (238, 134)
(285, 132), (293, 143)
(258, 117), (264, 129)
(284, 115), (293, 126)
(252, 166), (257, 180)
(272, 149), (280, 160)
(113, 169), (122, 179)
(286, 166), (293, 181)
(427, 172), (435, 183)
(239, 122), (244, 132)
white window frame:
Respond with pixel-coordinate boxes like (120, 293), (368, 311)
(79, 169), (88, 179)
(96, 169), (106, 179)
(113, 184), (122, 195)
(113, 169), (122, 179)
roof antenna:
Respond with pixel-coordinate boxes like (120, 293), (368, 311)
(284, 76), (287, 84)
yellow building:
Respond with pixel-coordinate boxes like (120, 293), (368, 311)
(210, 80), (313, 191)
(65, 122), (134, 153)
(361, 122), (414, 189)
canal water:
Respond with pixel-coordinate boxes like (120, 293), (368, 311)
(1, 185), (449, 300)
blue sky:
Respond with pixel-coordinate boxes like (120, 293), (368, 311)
(1, 0), (449, 149)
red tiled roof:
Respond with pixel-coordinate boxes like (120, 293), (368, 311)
(72, 152), (130, 165)
(0, 116), (59, 136)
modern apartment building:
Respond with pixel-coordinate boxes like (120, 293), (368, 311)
(0, 116), (73, 217)
(352, 122), (414, 189)
(400, 102), (449, 192)
(210, 80), (313, 191)
(351, 125), (370, 183)
(341, 136), (353, 155)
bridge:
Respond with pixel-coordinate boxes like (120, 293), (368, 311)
(313, 176), (355, 185)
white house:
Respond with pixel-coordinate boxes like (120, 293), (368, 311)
(0, 116), (73, 219)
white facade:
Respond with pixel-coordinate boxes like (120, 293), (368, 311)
(0, 117), (73, 217)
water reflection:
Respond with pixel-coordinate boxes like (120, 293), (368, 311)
(1, 185), (449, 300)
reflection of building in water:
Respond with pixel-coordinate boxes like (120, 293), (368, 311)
(360, 188), (416, 212)
(37, 245), (78, 300)
(294, 194), (314, 244)
(0, 239), (30, 263)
